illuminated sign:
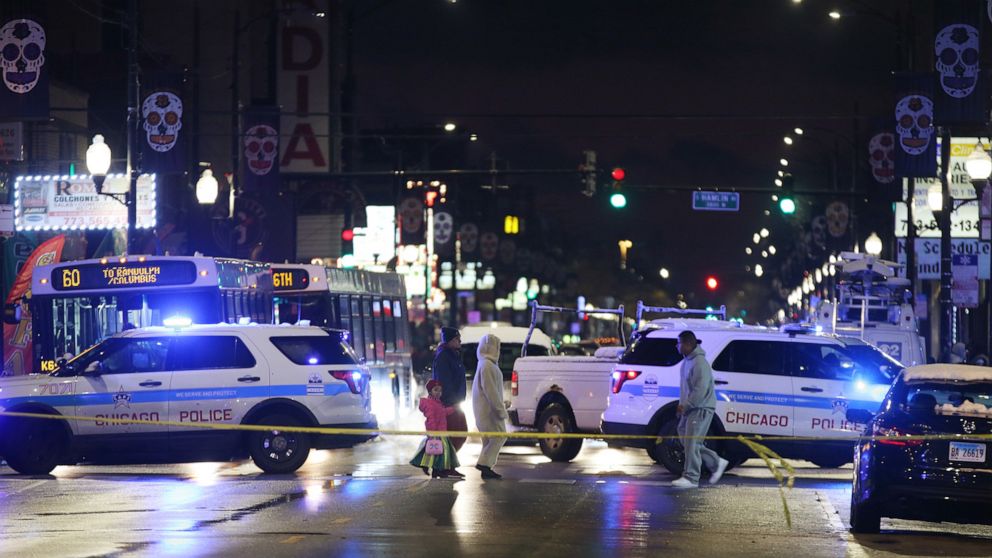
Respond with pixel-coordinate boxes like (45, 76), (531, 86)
(14, 174), (156, 231)
(51, 261), (198, 291)
(271, 268), (310, 291)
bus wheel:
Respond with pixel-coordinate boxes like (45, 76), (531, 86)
(248, 414), (311, 474)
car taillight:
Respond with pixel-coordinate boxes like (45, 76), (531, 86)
(511, 370), (518, 396)
(330, 370), (364, 394)
(612, 370), (641, 394)
(874, 424), (923, 446)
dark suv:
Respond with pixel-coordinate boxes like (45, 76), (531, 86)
(848, 364), (992, 533)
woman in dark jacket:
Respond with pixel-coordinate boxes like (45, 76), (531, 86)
(432, 326), (467, 477)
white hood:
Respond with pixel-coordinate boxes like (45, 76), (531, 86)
(477, 333), (501, 364)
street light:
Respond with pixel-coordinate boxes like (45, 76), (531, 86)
(783, 136), (793, 145)
(754, 264), (764, 277)
(964, 145), (992, 181)
(443, 122), (457, 132)
(927, 182), (943, 212)
(752, 233), (760, 244)
(864, 232), (883, 256)
(780, 158), (789, 166)
(828, 10), (841, 20)
(196, 169), (219, 205)
(794, 128), (804, 135)
(760, 228), (769, 238)
(659, 268), (670, 279)
(86, 134), (112, 193)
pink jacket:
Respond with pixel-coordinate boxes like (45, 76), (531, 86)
(420, 397), (454, 431)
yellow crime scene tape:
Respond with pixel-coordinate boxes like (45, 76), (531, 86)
(3, 410), (990, 528)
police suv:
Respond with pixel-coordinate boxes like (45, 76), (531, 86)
(0, 322), (376, 475)
(601, 318), (902, 473)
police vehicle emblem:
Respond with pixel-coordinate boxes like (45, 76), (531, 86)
(643, 375), (658, 399)
(113, 387), (132, 409)
(831, 399), (848, 415)
(307, 372), (323, 395)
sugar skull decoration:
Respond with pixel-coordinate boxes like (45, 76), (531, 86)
(398, 197), (424, 235)
(458, 223), (479, 253)
(433, 212), (454, 245)
(895, 95), (934, 156)
(480, 232), (499, 261)
(868, 132), (895, 184)
(142, 91), (183, 152)
(825, 201), (850, 239)
(935, 24), (979, 99)
(244, 124), (278, 176)
(0, 19), (46, 94)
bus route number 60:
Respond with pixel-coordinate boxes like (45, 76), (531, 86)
(61, 268), (81, 289)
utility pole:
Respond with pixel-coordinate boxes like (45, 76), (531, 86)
(939, 127), (954, 358)
(126, 0), (140, 254)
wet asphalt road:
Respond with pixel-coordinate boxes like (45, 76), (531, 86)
(2, 411), (992, 557)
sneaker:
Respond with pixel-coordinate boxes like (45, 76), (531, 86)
(670, 477), (698, 489)
(446, 469), (465, 479)
(709, 458), (730, 485)
(476, 465), (503, 480)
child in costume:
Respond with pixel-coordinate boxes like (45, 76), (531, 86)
(410, 379), (461, 478)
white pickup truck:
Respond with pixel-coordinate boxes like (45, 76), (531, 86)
(507, 303), (626, 461)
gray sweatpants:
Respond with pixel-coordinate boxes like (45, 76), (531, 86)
(678, 408), (721, 484)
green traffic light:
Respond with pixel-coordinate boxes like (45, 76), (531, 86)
(779, 197), (796, 214)
(610, 192), (627, 208)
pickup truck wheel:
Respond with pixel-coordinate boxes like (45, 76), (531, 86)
(248, 413), (311, 474)
(4, 418), (65, 475)
(537, 404), (583, 462)
(649, 415), (724, 476)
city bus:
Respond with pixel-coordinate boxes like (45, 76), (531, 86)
(270, 264), (414, 417)
(28, 255), (272, 374)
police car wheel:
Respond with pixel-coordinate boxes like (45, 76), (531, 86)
(248, 414), (311, 474)
(650, 415), (723, 476)
(537, 404), (583, 462)
(5, 418), (64, 475)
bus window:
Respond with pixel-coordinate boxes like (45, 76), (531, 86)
(371, 298), (385, 361)
(393, 301), (408, 351)
(349, 296), (366, 361)
(361, 297), (377, 362)
(383, 298), (396, 352)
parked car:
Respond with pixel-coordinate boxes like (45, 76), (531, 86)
(848, 364), (992, 533)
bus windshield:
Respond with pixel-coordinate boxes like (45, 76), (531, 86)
(274, 293), (337, 328)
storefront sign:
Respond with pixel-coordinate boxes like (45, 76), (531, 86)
(896, 238), (991, 280)
(951, 253), (979, 308)
(13, 174), (156, 231)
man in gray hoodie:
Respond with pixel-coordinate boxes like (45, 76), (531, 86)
(672, 330), (729, 488)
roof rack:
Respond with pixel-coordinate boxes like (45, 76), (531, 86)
(522, 300), (626, 357)
(635, 301), (727, 330)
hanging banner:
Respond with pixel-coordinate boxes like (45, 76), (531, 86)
(14, 174), (156, 231)
(479, 231), (499, 262)
(459, 223), (479, 261)
(278, 0), (330, 173)
(894, 73), (937, 178)
(951, 253), (979, 308)
(140, 74), (187, 174)
(3, 234), (64, 376)
(933, 1), (986, 124)
(867, 131), (896, 184)
(433, 211), (454, 258)
(398, 195), (425, 245)
(0, 18), (49, 120)
(241, 106), (281, 193)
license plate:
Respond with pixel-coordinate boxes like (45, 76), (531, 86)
(949, 441), (986, 463)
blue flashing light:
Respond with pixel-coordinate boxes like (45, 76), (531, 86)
(855, 380), (867, 392)
(351, 372), (362, 381)
(308, 357), (318, 365)
(163, 316), (192, 328)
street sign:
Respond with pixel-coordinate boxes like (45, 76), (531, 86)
(0, 204), (13, 236)
(0, 122), (24, 161)
(692, 191), (740, 212)
(897, 238), (991, 280)
(952, 253), (979, 308)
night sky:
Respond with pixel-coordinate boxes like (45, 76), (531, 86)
(352, 0), (904, 306)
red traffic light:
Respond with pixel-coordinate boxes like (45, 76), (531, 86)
(706, 276), (719, 291)
(611, 167), (626, 182)
(341, 228), (355, 242)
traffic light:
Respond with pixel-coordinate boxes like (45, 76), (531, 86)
(706, 276), (719, 291)
(610, 167), (627, 209)
(581, 150), (597, 196)
(504, 215), (520, 235)
(341, 227), (354, 256)
(779, 173), (796, 214)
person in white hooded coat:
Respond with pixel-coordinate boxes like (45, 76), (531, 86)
(472, 334), (508, 479)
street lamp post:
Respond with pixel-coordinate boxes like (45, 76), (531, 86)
(933, 128), (954, 358)
(864, 232), (883, 257)
(964, 144), (992, 362)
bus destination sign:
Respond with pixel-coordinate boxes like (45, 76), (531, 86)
(52, 261), (199, 291)
(272, 268), (310, 291)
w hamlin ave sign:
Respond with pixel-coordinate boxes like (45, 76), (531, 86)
(692, 191), (740, 212)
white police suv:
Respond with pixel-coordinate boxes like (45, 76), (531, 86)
(0, 322), (376, 475)
(601, 319), (901, 473)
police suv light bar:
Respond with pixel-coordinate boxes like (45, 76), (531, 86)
(635, 301), (727, 329)
(522, 300), (626, 357)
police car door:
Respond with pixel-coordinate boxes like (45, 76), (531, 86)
(167, 335), (268, 435)
(790, 341), (858, 438)
(710, 340), (794, 436)
(73, 337), (173, 438)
